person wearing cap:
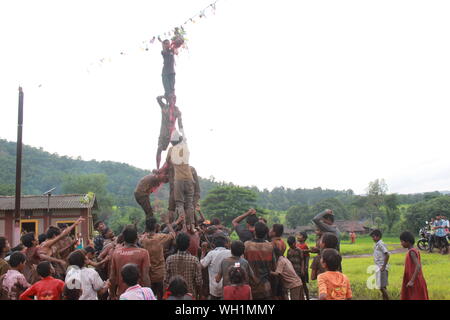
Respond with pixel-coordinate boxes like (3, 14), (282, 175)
(155, 95), (183, 169)
(165, 129), (195, 233)
(134, 170), (170, 217)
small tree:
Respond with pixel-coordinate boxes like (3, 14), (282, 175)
(383, 193), (400, 233)
(286, 205), (310, 228)
(201, 186), (257, 226)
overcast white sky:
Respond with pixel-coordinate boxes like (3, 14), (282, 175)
(1, 0), (449, 195)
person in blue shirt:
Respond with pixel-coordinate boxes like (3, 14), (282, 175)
(433, 214), (449, 254)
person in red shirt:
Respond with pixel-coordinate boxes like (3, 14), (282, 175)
(19, 261), (64, 300)
(223, 265), (252, 300)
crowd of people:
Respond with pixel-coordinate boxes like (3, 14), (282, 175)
(0, 37), (436, 301)
(0, 207), (432, 300)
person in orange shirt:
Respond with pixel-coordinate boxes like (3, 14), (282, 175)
(317, 248), (352, 300)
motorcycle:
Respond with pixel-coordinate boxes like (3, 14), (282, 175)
(419, 221), (450, 253)
(417, 223), (430, 251)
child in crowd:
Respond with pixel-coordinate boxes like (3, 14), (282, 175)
(271, 247), (303, 300)
(166, 276), (194, 300)
(119, 263), (156, 300)
(223, 265), (252, 300)
(400, 231), (429, 300)
(19, 261), (65, 300)
(287, 236), (309, 300)
(317, 248), (352, 300)
(311, 232), (340, 280)
(296, 232), (310, 299)
(0, 252), (30, 300)
(370, 229), (390, 300)
(270, 224), (286, 254)
(65, 250), (109, 300)
(216, 240), (256, 288)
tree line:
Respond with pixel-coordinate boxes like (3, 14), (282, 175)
(0, 139), (448, 235)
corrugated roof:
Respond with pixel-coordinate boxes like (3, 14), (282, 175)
(0, 194), (97, 210)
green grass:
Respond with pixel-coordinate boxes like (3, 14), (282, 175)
(307, 252), (450, 300)
(304, 235), (400, 256)
(339, 236), (399, 256)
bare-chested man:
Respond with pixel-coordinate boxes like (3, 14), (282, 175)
(39, 218), (83, 256)
(134, 170), (170, 217)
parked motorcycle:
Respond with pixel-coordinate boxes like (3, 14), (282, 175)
(417, 223), (430, 251)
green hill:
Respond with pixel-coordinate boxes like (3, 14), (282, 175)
(0, 138), (355, 210)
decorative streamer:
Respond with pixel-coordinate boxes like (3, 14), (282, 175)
(87, 0), (221, 73)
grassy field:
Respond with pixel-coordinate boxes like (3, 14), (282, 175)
(306, 242), (450, 300)
(303, 234), (400, 256)
(338, 236), (399, 256)
(229, 231), (450, 299)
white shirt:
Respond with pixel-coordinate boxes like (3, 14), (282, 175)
(200, 247), (232, 297)
(373, 240), (389, 269)
(65, 266), (105, 300)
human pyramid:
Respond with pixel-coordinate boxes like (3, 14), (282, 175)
(134, 31), (202, 234)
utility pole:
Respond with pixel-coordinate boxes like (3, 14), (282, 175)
(14, 87), (24, 222)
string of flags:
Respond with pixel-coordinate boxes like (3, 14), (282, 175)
(87, 0), (220, 73)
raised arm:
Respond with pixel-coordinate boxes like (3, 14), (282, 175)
(312, 209), (333, 232)
(232, 208), (256, 228)
(44, 217), (84, 249)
